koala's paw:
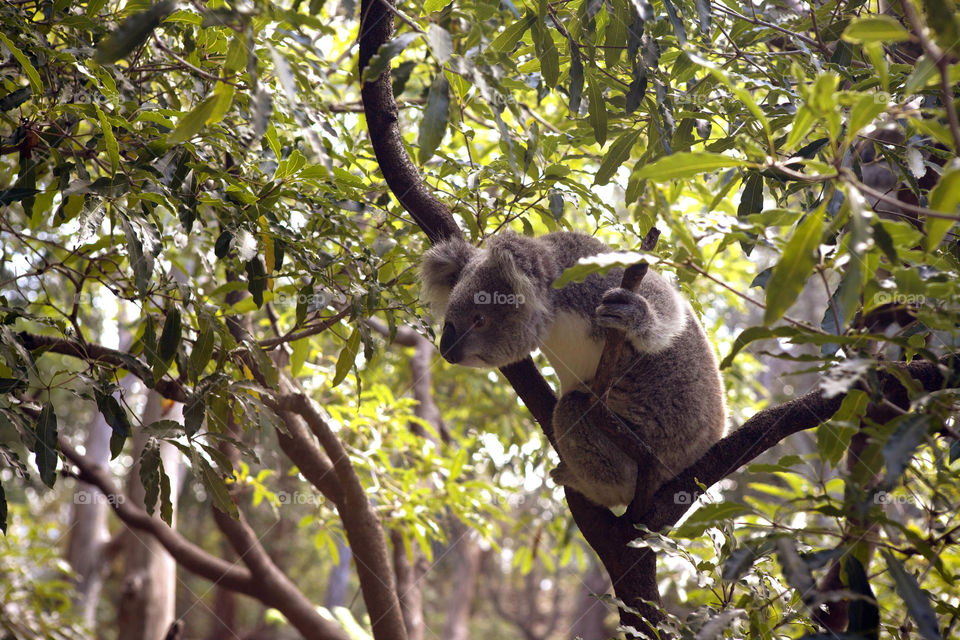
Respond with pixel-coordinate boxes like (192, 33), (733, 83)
(596, 288), (648, 333)
(549, 461), (578, 487)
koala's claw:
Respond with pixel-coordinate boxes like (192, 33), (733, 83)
(596, 288), (646, 331)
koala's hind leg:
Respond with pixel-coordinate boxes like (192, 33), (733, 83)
(550, 390), (637, 508)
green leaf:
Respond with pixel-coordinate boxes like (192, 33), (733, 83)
(720, 326), (799, 369)
(842, 16), (911, 44)
(568, 41), (584, 113)
(224, 35), (248, 73)
(490, 13), (535, 54)
(418, 74), (450, 164)
(139, 438), (161, 515)
(246, 341), (279, 389)
(847, 93), (887, 141)
(94, 0), (176, 64)
(95, 105), (119, 174)
(661, 0), (687, 45)
(423, 0), (454, 11)
(290, 337), (309, 377)
(245, 257), (267, 308)
(198, 456), (237, 517)
(587, 76), (607, 146)
(882, 414), (932, 488)
(34, 403), (58, 488)
(121, 218), (151, 295)
(184, 392), (206, 436)
(635, 152), (750, 181)
(159, 467), (172, 524)
(154, 308), (182, 379)
(882, 551), (942, 640)
(763, 207), (824, 325)
(784, 106), (816, 152)
(925, 168), (960, 251)
(362, 32), (419, 83)
(426, 24), (452, 64)
(0, 86), (32, 112)
(0, 33), (43, 95)
(673, 502), (753, 538)
(553, 250), (652, 288)
(168, 96), (219, 144)
(533, 20), (559, 88)
(0, 377), (27, 394)
(95, 390), (132, 458)
(208, 83), (235, 125)
(189, 326), (216, 383)
(737, 172), (764, 217)
(332, 328), (361, 386)
(594, 129), (641, 186)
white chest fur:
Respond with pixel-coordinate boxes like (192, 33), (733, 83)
(537, 311), (605, 394)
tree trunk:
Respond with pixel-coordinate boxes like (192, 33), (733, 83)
(392, 530), (427, 640)
(66, 411), (112, 628)
(116, 392), (184, 640)
(569, 561), (612, 640)
(442, 520), (481, 640)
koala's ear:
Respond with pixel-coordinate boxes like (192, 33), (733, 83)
(419, 238), (478, 314)
(487, 234), (547, 314)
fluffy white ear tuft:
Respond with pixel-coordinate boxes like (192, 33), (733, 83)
(419, 239), (478, 315)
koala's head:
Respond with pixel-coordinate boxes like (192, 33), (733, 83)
(419, 233), (555, 369)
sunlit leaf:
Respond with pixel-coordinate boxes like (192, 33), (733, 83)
(418, 74), (450, 164)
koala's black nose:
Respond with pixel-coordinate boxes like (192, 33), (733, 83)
(439, 322), (462, 363)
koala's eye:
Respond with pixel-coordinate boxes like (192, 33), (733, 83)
(473, 314), (487, 329)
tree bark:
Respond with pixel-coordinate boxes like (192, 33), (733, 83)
(442, 520), (481, 640)
(66, 410), (111, 628)
(117, 393), (184, 640)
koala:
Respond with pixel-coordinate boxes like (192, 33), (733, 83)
(420, 231), (726, 509)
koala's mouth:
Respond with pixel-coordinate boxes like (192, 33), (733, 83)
(458, 354), (489, 368)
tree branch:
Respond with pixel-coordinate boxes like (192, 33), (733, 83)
(59, 438), (257, 596)
(275, 393), (408, 640)
(210, 507), (351, 640)
(641, 354), (959, 530)
(358, 0), (459, 244)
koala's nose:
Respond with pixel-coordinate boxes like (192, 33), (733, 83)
(439, 322), (462, 363)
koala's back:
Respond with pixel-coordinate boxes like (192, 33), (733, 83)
(604, 309), (726, 487)
(538, 231), (726, 486)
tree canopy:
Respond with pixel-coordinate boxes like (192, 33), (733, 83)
(1, 0), (959, 637)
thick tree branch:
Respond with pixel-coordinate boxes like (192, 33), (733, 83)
(59, 438), (257, 596)
(276, 393), (408, 640)
(19, 332), (187, 402)
(210, 507), (351, 640)
(640, 354), (959, 531)
(275, 409), (346, 505)
(357, 0), (459, 244)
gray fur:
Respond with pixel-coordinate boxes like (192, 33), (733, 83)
(420, 231), (727, 508)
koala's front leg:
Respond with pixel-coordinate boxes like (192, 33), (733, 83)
(550, 390), (637, 508)
(596, 285), (685, 354)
